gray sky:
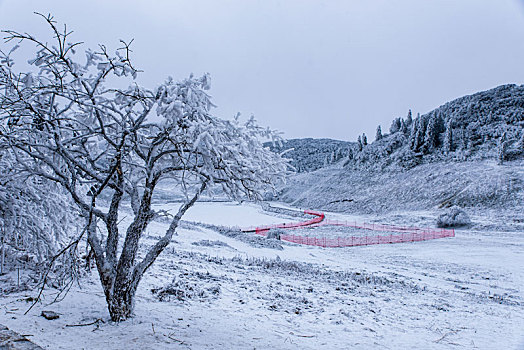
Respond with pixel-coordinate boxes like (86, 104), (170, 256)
(1, 0), (524, 141)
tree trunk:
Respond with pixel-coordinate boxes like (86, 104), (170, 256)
(107, 282), (138, 322)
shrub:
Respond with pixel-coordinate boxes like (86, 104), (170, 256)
(436, 206), (471, 228)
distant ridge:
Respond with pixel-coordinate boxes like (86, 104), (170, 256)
(345, 84), (524, 170)
(265, 138), (352, 173)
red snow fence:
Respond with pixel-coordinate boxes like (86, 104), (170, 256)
(241, 210), (454, 248)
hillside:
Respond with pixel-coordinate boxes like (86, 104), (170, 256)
(347, 84), (524, 170)
(276, 85), (524, 217)
(279, 159), (524, 217)
(265, 138), (352, 173)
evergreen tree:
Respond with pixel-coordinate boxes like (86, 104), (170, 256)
(375, 125), (383, 141)
(362, 133), (368, 146)
(389, 118), (401, 133)
(410, 114), (425, 152)
(409, 117), (419, 151)
(400, 119), (408, 134)
(423, 115), (439, 153)
(406, 109), (413, 126)
(443, 120), (453, 154)
(357, 135), (363, 152)
(435, 112), (445, 134)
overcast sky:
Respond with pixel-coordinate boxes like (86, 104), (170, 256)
(1, 0), (524, 141)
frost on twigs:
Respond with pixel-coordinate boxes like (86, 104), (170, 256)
(436, 206), (471, 228)
(151, 272), (222, 302)
(0, 13), (290, 321)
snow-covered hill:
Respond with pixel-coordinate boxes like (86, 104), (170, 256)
(348, 84), (524, 170)
(279, 159), (524, 220)
(276, 85), (524, 218)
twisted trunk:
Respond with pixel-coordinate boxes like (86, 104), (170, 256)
(91, 181), (207, 322)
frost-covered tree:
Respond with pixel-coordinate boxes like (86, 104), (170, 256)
(443, 120), (453, 154)
(408, 118), (418, 150)
(362, 133), (368, 146)
(375, 125), (383, 141)
(409, 115), (425, 152)
(423, 115), (439, 153)
(0, 148), (78, 273)
(400, 119), (408, 135)
(389, 118), (401, 134)
(357, 135), (363, 152)
(0, 15), (289, 321)
(406, 109), (413, 126)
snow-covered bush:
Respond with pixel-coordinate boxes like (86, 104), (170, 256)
(436, 206), (471, 228)
(266, 229), (283, 240)
(152, 273), (221, 302)
(0, 148), (78, 270)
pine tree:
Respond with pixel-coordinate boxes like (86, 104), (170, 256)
(357, 136), (363, 152)
(389, 118), (401, 133)
(435, 112), (445, 134)
(362, 133), (368, 146)
(400, 119), (408, 134)
(409, 117), (419, 151)
(443, 120), (453, 154)
(423, 115), (439, 153)
(375, 125), (383, 141)
(406, 109), (413, 126)
(410, 114), (425, 152)
(415, 114), (426, 151)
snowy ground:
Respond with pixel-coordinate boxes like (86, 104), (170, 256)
(1, 202), (523, 349)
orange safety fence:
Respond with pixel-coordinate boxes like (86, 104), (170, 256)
(241, 210), (455, 248)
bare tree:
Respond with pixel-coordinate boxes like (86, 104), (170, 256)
(0, 14), (289, 321)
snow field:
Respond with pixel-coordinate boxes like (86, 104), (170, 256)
(0, 202), (523, 349)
